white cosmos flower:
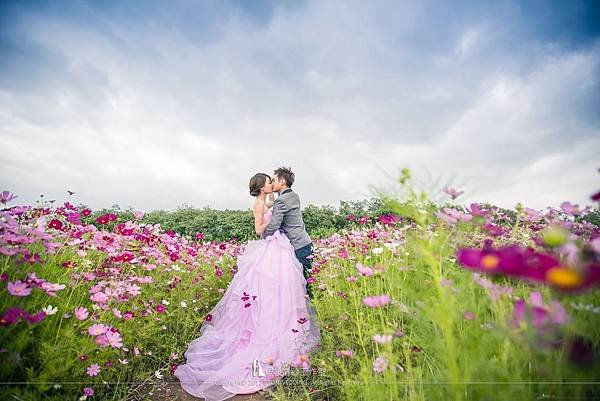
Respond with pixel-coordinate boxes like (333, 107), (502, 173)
(180, 301), (188, 308)
(42, 305), (58, 315)
(155, 370), (163, 379)
(372, 248), (384, 255)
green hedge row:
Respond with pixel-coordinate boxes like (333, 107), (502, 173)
(80, 198), (599, 242)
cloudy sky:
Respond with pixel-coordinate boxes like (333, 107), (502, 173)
(1, 0), (599, 212)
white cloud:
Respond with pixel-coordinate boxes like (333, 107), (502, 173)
(0, 1), (598, 212)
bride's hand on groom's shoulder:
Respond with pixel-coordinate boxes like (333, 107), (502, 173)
(266, 192), (275, 208)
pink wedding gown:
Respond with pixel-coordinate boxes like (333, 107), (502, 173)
(174, 208), (321, 400)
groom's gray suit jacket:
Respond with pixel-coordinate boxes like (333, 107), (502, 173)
(261, 188), (312, 250)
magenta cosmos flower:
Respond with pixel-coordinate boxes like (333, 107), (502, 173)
(457, 244), (600, 292)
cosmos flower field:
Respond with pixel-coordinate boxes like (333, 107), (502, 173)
(1, 178), (599, 401)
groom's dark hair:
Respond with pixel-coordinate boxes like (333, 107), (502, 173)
(274, 166), (295, 188)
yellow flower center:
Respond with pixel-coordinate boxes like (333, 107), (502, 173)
(545, 266), (583, 289)
(480, 255), (500, 270)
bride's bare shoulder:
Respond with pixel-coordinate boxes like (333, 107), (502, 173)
(253, 199), (265, 214)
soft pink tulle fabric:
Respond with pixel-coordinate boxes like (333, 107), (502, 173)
(174, 209), (321, 400)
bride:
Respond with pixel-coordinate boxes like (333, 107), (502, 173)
(174, 173), (321, 401)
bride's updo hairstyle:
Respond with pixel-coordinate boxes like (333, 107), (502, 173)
(249, 173), (271, 197)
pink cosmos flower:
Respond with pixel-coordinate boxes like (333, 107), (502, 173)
(41, 281), (66, 297)
(523, 207), (543, 222)
(86, 363), (100, 377)
(436, 208), (472, 224)
(442, 186), (464, 199)
(482, 223), (506, 237)
(510, 292), (570, 347)
(7, 280), (31, 297)
(83, 387), (94, 396)
(463, 310), (476, 321)
(106, 330), (123, 348)
(372, 334), (393, 344)
(88, 324), (108, 336)
(356, 263), (374, 277)
(561, 202), (581, 216)
(95, 334), (109, 347)
(0, 190), (18, 205)
(291, 353), (311, 372)
(363, 294), (391, 308)
(133, 211), (145, 219)
(373, 356), (389, 373)
(467, 203), (489, 217)
(335, 349), (355, 358)
(74, 307), (89, 321)
(90, 292), (109, 303)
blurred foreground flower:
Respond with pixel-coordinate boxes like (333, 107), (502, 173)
(457, 242), (600, 293)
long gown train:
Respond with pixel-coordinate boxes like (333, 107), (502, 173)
(174, 209), (321, 401)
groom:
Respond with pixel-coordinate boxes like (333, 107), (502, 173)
(261, 166), (314, 299)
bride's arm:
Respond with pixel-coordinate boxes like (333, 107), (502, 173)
(253, 201), (269, 236)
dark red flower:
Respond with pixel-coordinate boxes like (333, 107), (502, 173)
(96, 215), (110, 225)
(48, 219), (63, 230)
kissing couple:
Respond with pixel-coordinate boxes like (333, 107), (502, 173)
(175, 166), (321, 401)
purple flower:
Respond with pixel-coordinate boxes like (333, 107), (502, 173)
(523, 207), (543, 222)
(561, 202), (581, 216)
(83, 387), (94, 396)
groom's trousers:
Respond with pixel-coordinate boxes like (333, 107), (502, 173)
(294, 243), (314, 299)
